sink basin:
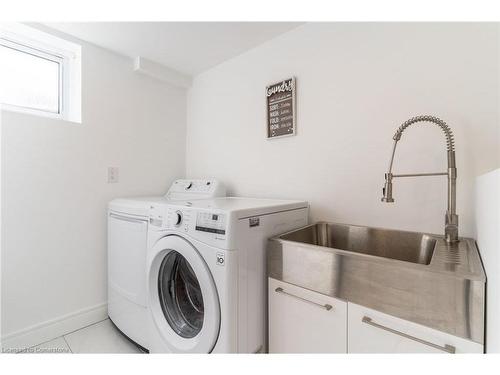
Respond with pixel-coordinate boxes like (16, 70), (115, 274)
(279, 222), (436, 265)
(268, 221), (486, 343)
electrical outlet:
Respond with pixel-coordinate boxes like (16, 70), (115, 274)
(108, 167), (119, 183)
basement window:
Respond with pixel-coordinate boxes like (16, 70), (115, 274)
(0, 23), (81, 123)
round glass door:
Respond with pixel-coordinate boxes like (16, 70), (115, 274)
(158, 251), (204, 338)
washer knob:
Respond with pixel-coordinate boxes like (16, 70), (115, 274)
(174, 211), (183, 226)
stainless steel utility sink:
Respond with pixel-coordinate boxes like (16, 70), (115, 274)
(279, 222), (436, 265)
(268, 222), (486, 344)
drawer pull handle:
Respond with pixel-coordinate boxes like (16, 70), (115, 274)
(109, 213), (148, 224)
(361, 316), (456, 354)
(275, 287), (333, 311)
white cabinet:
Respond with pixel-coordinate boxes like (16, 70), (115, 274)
(348, 302), (483, 353)
(268, 279), (484, 354)
(268, 278), (347, 353)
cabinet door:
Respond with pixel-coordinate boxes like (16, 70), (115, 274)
(108, 213), (148, 306)
(348, 302), (483, 353)
(268, 278), (347, 353)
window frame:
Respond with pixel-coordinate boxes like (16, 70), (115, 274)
(0, 37), (65, 118)
(0, 23), (81, 123)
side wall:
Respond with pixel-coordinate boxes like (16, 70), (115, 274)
(186, 23), (499, 237)
(475, 169), (500, 353)
(1, 27), (186, 345)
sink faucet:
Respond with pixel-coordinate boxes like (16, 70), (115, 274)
(381, 115), (459, 243)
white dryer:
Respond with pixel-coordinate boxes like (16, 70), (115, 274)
(146, 197), (308, 353)
(107, 179), (225, 350)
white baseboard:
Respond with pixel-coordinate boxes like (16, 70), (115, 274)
(1, 302), (108, 351)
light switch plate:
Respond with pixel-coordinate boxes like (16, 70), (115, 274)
(108, 167), (119, 183)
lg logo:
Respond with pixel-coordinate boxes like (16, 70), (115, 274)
(216, 252), (225, 266)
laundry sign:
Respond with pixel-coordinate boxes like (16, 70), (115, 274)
(266, 77), (296, 139)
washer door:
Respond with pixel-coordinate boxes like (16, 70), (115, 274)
(149, 235), (220, 353)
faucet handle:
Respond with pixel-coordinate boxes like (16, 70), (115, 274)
(381, 173), (394, 203)
(445, 213), (459, 243)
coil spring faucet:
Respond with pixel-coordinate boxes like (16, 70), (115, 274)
(381, 115), (459, 243)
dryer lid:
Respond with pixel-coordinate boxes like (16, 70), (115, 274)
(109, 196), (168, 217)
(107, 179), (225, 217)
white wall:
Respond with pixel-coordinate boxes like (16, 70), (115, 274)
(475, 169), (500, 353)
(186, 23), (499, 237)
(1, 28), (186, 341)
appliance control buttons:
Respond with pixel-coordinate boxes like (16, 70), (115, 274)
(175, 211), (183, 226)
(195, 212), (226, 235)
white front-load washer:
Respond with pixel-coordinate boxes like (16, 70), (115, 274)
(146, 197), (308, 353)
(107, 179), (225, 350)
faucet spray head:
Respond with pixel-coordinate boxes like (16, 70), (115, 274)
(381, 173), (394, 203)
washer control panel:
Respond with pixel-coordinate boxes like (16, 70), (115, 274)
(174, 210), (183, 226)
(149, 205), (191, 232)
(195, 212), (227, 235)
(149, 204), (229, 244)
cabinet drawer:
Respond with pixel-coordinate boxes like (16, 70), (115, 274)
(268, 278), (347, 353)
(348, 302), (483, 353)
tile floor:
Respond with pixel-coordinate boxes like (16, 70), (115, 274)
(20, 319), (145, 354)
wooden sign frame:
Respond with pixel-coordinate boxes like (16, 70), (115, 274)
(266, 77), (296, 139)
